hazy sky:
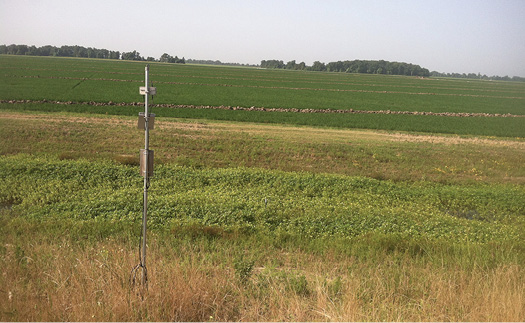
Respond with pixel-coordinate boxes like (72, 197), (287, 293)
(1, 0), (524, 76)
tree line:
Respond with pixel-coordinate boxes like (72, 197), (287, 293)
(261, 59), (430, 77)
(261, 58), (524, 81)
(429, 71), (524, 82)
(0, 44), (185, 64)
(2, 44), (523, 81)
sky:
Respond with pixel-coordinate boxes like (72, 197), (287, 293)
(1, 0), (524, 77)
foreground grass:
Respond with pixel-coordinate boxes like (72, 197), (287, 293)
(0, 155), (523, 320)
(1, 155), (523, 242)
(1, 107), (524, 320)
(1, 213), (523, 321)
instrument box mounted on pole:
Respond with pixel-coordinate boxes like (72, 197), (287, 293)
(138, 112), (155, 130)
(139, 86), (157, 96)
(140, 149), (154, 177)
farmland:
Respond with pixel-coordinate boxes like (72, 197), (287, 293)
(1, 55), (524, 137)
(1, 55), (524, 321)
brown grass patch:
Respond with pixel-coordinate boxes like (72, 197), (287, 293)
(1, 236), (523, 322)
(1, 111), (524, 184)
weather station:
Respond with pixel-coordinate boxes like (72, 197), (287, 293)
(131, 65), (157, 291)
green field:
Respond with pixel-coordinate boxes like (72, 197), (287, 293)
(1, 55), (524, 321)
(1, 55), (524, 137)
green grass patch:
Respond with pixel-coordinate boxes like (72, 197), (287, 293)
(1, 154), (523, 246)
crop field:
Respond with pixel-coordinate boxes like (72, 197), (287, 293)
(1, 55), (524, 137)
(1, 55), (524, 321)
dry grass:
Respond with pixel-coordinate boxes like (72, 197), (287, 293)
(2, 236), (523, 322)
(1, 111), (523, 184)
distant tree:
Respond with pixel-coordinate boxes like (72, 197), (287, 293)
(41, 45), (57, 56)
(356, 61), (367, 73)
(109, 51), (120, 59)
(58, 45), (73, 57)
(121, 50), (144, 61)
(72, 45), (87, 58)
(310, 61), (326, 71)
(87, 47), (96, 58)
(159, 53), (185, 63)
(327, 61), (344, 72)
(26, 45), (38, 55)
(16, 45), (28, 55)
(285, 60), (296, 70)
(261, 59), (284, 69)
(296, 62), (306, 70)
(160, 53), (172, 62)
(98, 49), (109, 59)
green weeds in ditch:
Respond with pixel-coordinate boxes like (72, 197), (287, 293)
(1, 155), (523, 248)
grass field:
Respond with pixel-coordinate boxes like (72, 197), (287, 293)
(1, 55), (524, 321)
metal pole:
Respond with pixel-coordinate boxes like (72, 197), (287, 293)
(131, 65), (156, 292)
(141, 65), (150, 287)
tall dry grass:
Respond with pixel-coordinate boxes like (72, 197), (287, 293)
(1, 236), (523, 321)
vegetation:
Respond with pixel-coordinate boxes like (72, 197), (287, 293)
(0, 55), (524, 321)
(159, 53), (185, 64)
(0, 141), (523, 321)
(186, 58), (258, 67)
(1, 154), (523, 241)
(0, 44), (183, 63)
(1, 110), (523, 184)
(431, 70), (525, 82)
(4, 43), (524, 80)
(2, 211), (523, 321)
(262, 59), (431, 77)
(1, 55), (524, 138)
(3, 101), (524, 138)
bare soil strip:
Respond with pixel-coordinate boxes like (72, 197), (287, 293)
(2, 99), (523, 118)
(5, 74), (525, 100)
